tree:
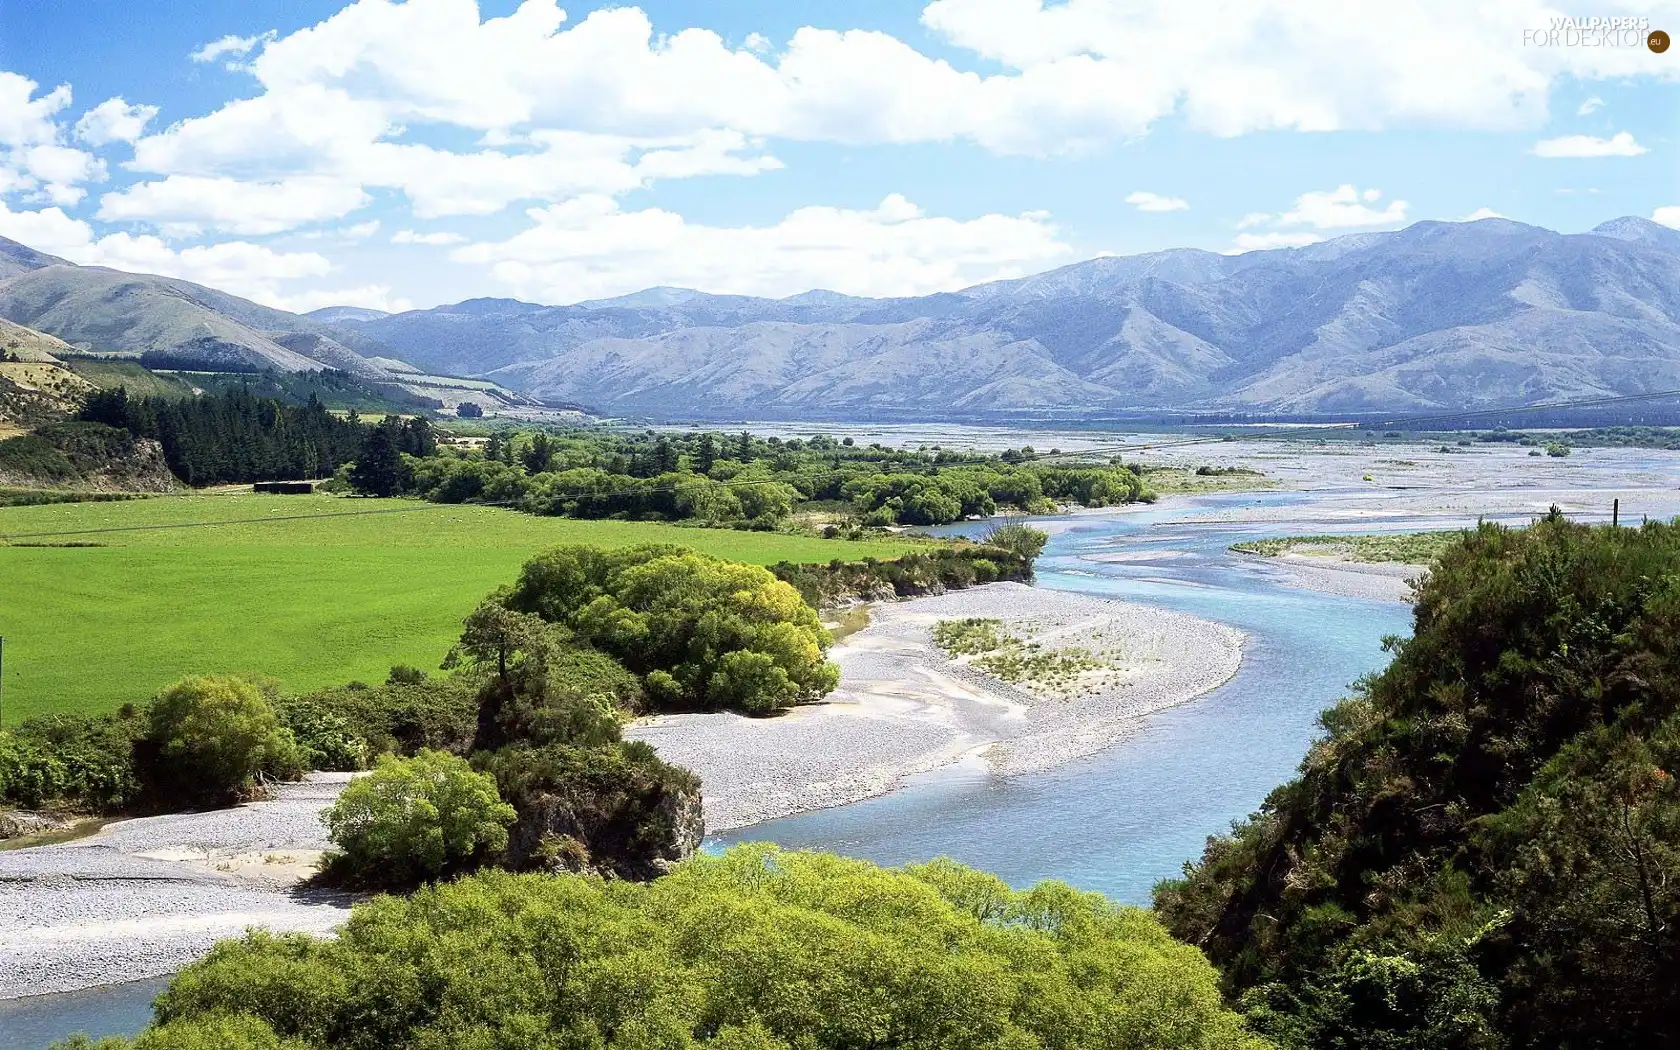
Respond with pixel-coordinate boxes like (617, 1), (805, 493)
(456, 401), (483, 418)
(695, 432), (718, 474)
(505, 545), (838, 713)
(348, 417), (405, 496)
(979, 520), (1049, 561)
(522, 432), (555, 473)
(321, 749), (516, 888)
(121, 846), (1264, 1050)
(137, 676), (304, 806)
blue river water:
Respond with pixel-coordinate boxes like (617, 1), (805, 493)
(717, 489), (1413, 902)
(2, 489), (1412, 1049)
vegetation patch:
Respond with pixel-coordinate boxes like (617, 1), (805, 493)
(932, 617), (1122, 697)
(1159, 515), (1680, 1049)
(1231, 530), (1460, 564)
(93, 845), (1262, 1050)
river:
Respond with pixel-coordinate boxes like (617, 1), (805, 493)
(2, 488), (1414, 1048)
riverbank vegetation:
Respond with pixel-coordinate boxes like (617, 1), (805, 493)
(78, 845), (1264, 1050)
(1157, 514), (1680, 1049)
(1230, 531), (1459, 563)
(391, 425), (1156, 528)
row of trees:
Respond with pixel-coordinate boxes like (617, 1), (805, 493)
(388, 426), (1152, 527)
(81, 387), (370, 486)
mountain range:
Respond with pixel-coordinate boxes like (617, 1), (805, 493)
(3, 216), (1678, 419)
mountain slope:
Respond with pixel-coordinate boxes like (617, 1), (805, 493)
(0, 246), (395, 378)
(329, 216), (1680, 417)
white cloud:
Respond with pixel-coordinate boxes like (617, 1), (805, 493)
(1274, 184), (1408, 229)
(0, 73), (71, 147)
(392, 229), (467, 245)
(0, 201), (333, 306)
(14, 144), (106, 205)
(96, 175), (370, 235)
(1228, 231), (1324, 252)
(1460, 207), (1506, 221)
(1124, 190), (1188, 212)
(1577, 95), (1604, 115)
(1236, 211), (1271, 229)
(269, 284), (414, 314)
(1654, 206), (1680, 230)
(452, 193), (1070, 301)
(1532, 131), (1647, 158)
(190, 30), (278, 66)
(74, 98), (159, 146)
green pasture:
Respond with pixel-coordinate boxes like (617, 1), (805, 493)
(0, 493), (916, 722)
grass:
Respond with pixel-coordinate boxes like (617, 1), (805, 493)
(60, 357), (190, 398)
(931, 617), (1111, 696)
(1138, 465), (1278, 496)
(1230, 531), (1461, 564)
(0, 493), (917, 722)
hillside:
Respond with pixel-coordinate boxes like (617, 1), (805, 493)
(323, 216), (1680, 418)
(1155, 516), (1680, 1049)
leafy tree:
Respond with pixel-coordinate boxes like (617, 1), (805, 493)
(115, 846), (1263, 1050)
(505, 544), (838, 713)
(134, 676), (304, 806)
(348, 417), (405, 496)
(980, 519), (1050, 560)
(321, 749), (515, 888)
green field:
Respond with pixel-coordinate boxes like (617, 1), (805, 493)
(0, 494), (916, 722)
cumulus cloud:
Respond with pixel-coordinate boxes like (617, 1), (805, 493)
(74, 98), (159, 146)
(1532, 131), (1648, 157)
(1124, 191), (1188, 212)
(96, 175), (370, 236)
(0, 74), (106, 205)
(0, 72), (72, 147)
(1274, 185), (1408, 229)
(1654, 206), (1680, 230)
(1460, 207), (1506, 221)
(1576, 95), (1604, 115)
(392, 229), (467, 245)
(452, 193), (1070, 302)
(0, 201), (334, 306)
(1227, 184), (1408, 252)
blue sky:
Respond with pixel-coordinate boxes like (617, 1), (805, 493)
(0, 0), (1676, 312)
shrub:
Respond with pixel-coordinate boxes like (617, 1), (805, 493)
(116, 846), (1264, 1050)
(0, 711), (145, 810)
(504, 545), (837, 714)
(321, 749), (515, 888)
(136, 676), (305, 807)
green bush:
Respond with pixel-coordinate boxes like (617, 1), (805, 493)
(475, 739), (701, 878)
(120, 845), (1264, 1050)
(321, 749), (515, 888)
(137, 676), (305, 806)
(503, 544), (837, 714)
(0, 711), (144, 810)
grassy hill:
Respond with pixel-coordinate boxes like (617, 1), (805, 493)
(0, 494), (916, 720)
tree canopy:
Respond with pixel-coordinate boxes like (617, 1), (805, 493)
(102, 846), (1264, 1050)
(503, 544), (838, 713)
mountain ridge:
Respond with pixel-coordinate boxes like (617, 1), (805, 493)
(3, 216), (1676, 418)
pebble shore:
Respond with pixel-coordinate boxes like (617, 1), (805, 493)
(629, 582), (1244, 831)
